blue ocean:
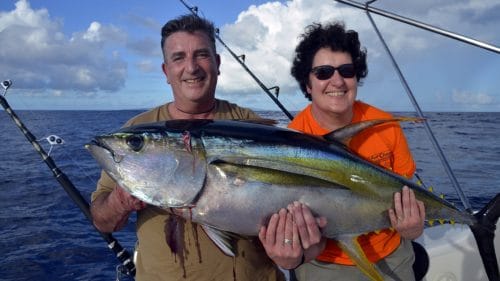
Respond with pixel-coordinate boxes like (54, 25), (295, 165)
(1, 110), (499, 281)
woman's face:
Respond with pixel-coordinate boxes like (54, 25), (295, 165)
(307, 48), (357, 117)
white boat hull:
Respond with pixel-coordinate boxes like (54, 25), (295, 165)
(417, 221), (499, 281)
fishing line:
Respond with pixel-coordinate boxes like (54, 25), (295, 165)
(3, 85), (107, 206)
(335, 0), (500, 54)
(357, 0), (473, 212)
(2, 84), (72, 164)
(3, 84), (104, 190)
(1, 80), (137, 278)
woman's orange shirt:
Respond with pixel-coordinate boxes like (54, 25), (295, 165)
(288, 101), (416, 265)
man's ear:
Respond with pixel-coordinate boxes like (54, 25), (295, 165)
(216, 54), (221, 75)
(162, 63), (170, 84)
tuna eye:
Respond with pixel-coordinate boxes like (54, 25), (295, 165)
(126, 135), (144, 152)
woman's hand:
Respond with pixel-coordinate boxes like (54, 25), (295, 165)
(389, 186), (426, 239)
(259, 208), (303, 269)
(258, 202), (327, 269)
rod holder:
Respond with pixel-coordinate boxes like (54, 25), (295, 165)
(2, 80), (12, 90)
(268, 86), (280, 98)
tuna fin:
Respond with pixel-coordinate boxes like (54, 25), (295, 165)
(323, 117), (424, 146)
(211, 158), (347, 190)
(470, 193), (500, 281)
(211, 158), (386, 198)
(164, 215), (186, 256)
(164, 215), (187, 277)
(336, 235), (384, 281)
(201, 225), (240, 257)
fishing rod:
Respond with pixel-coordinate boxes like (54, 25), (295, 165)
(335, 0), (500, 54)
(356, 1), (473, 212)
(0, 80), (136, 278)
(178, 0), (294, 120)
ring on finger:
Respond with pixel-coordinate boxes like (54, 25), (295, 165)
(284, 238), (292, 245)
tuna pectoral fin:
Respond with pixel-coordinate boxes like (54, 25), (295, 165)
(212, 157), (343, 189)
(165, 215), (185, 256)
(336, 235), (384, 281)
(202, 225), (240, 257)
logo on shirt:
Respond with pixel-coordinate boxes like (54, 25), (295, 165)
(369, 151), (393, 170)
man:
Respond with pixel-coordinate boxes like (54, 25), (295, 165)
(90, 14), (285, 281)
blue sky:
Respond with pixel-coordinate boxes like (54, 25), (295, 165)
(0, 0), (499, 112)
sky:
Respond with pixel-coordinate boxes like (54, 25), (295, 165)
(0, 0), (499, 112)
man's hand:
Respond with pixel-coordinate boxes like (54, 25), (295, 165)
(113, 185), (146, 213)
(389, 186), (425, 239)
(91, 185), (146, 233)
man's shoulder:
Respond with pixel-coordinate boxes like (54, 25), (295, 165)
(125, 104), (169, 126)
(217, 99), (249, 110)
(215, 99), (259, 119)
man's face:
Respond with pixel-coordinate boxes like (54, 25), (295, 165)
(162, 31), (220, 104)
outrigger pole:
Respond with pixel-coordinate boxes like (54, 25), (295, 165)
(179, 0), (294, 121)
(0, 80), (136, 278)
(335, 0), (475, 211)
(335, 0), (500, 54)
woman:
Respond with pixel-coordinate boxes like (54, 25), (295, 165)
(262, 21), (426, 281)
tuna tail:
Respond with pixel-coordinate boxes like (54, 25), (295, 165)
(469, 193), (500, 281)
(336, 235), (384, 281)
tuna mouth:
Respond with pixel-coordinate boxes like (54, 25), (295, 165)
(86, 137), (124, 163)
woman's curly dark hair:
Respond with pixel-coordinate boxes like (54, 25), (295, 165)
(291, 21), (368, 101)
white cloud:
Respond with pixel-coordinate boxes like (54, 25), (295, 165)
(0, 0), (127, 93)
(136, 60), (157, 73)
(215, 0), (430, 97)
(0, 0), (497, 111)
(81, 22), (102, 42)
(452, 90), (495, 105)
(214, 0), (499, 111)
(218, 0), (357, 96)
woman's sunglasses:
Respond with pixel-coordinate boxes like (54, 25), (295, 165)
(310, 64), (356, 80)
